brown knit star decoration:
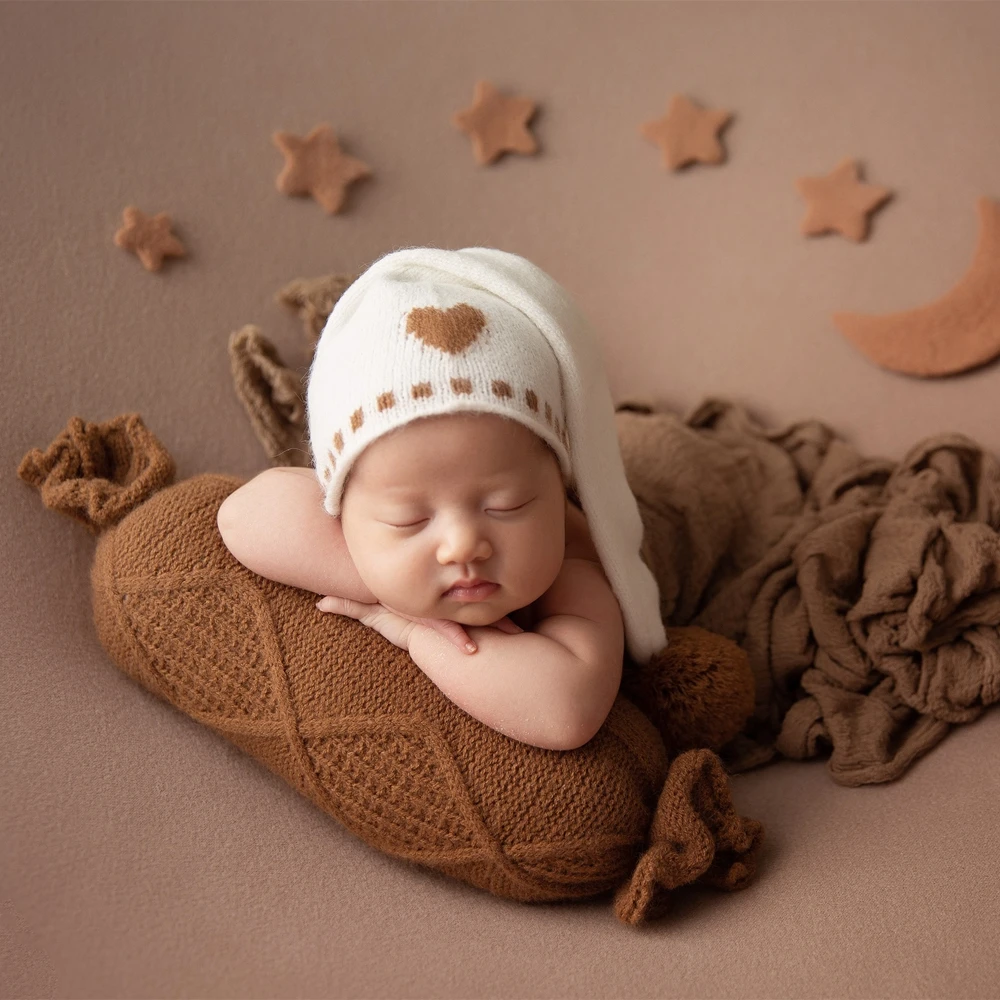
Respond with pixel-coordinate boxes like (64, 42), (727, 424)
(272, 124), (373, 215)
(113, 207), (186, 272)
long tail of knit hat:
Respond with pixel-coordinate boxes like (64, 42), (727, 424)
(306, 246), (667, 665)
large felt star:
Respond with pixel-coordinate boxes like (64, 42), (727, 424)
(272, 124), (372, 214)
(452, 80), (539, 165)
(113, 207), (186, 272)
(640, 94), (732, 170)
(795, 158), (892, 242)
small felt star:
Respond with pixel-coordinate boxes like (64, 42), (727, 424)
(640, 94), (732, 170)
(113, 207), (186, 272)
(795, 158), (892, 242)
(272, 124), (372, 214)
(452, 80), (539, 165)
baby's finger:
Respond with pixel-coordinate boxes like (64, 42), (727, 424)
(316, 595), (368, 617)
(429, 618), (477, 653)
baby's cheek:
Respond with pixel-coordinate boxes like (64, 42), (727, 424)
(373, 550), (433, 609)
(528, 515), (565, 574)
(347, 543), (395, 601)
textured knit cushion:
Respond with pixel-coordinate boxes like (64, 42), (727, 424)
(20, 414), (764, 926)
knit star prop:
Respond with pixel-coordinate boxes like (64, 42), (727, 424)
(640, 94), (732, 170)
(272, 124), (373, 215)
(795, 158), (893, 242)
(113, 207), (186, 272)
(452, 80), (539, 165)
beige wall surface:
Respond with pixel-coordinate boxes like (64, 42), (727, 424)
(3, 3), (999, 998)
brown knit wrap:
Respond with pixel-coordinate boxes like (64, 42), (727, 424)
(19, 414), (764, 926)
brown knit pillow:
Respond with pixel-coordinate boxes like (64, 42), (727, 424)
(18, 414), (764, 926)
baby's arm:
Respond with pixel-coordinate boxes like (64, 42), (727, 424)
(216, 467), (377, 602)
(405, 557), (625, 751)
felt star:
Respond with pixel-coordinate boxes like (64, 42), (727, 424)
(795, 158), (893, 242)
(272, 124), (372, 214)
(640, 94), (732, 170)
(113, 207), (186, 272)
(452, 80), (539, 165)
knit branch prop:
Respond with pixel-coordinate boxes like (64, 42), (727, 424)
(228, 326), (311, 468)
(229, 279), (1000, 786)
(18, 415), (764, 927)
(227, 275), (356, 468)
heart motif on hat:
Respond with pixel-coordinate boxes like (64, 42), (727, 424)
(405, 303), (486, 355)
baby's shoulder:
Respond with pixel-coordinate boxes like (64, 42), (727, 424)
(564, 495), (600, 563)
(513, 555), (618, 634)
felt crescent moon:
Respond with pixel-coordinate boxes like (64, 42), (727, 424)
(832, 197), (1000, 377)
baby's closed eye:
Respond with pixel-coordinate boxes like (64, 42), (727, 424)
(487, 498), (534, 515)
(381, 498), (535, 529)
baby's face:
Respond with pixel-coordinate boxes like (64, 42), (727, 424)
(339, 413), (566, 626)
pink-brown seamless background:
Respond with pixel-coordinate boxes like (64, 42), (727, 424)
(3, 3), (999, 998)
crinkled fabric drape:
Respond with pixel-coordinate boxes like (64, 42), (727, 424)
(616, 399), (1000, 786)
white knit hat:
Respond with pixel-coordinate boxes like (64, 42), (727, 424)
(306, 246), (667, 664)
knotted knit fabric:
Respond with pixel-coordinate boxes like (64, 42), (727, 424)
(306, 247), (667, 666)
(18, 413), (764, 927)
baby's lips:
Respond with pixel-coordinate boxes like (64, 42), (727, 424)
(444, 578), (496, 594)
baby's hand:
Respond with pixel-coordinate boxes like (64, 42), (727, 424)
(315, 596), (522, 654)
(316, 597), (419, 652)
(406, 610), (523, 654)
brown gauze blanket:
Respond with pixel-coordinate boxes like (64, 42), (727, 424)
(616, 399), (1000, 786)
(232, 275), (1000, 787)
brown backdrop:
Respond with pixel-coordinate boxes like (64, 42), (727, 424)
(3, 2), (999, 997)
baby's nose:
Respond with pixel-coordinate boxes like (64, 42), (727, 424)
(437, 521), (492, 564)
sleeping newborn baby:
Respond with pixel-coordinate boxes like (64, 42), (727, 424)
(218, 246), (666, 751)
(218, 410), (614, 749)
